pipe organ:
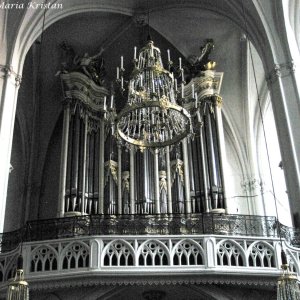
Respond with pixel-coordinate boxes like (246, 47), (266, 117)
(59, 69), (226, 217)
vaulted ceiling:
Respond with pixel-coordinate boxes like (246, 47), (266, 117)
(24, 1), (258, 139)
(6, 0), (285, 227)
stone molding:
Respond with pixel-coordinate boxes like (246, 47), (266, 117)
(20, 273), (278, 292)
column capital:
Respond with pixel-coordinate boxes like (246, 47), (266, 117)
(288, 60), (296, 73)
(241, 176), (263, 193)
(214, 94), (222, 108)
(0, 64), (22, 87)
(266, 61), (297, 86)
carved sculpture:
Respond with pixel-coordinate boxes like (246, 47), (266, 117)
(104, 160), (118, 185)
(188, 39), (216, 72)
(73, 49), (106, 85)
(159, 171), (167, 213)
(58, 41), (106, 86)
(172, 39), (217, 82)
(171, 159), (185, 213)
(122, 171), (130, 214)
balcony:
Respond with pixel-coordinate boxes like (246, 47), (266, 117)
(0, 213), (299, 296)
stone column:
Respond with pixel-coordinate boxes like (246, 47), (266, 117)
(0, 66), (21, 232)
(267, 64), (300, 227)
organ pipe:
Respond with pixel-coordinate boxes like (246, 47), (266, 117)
(154, 149), (160, 214)
(182, 138), (191, 213)
(117, 145), (122, 214)
(59, 69), (226, 217)
(214, 96), (227, 210)
(130, 147), (135, 214)
(98, 120), (105, 214)
(58, 103), (70, 217)
(81, 114), (88, 214)
(199, 125), (210, 212)
(166, 146), (173, 213)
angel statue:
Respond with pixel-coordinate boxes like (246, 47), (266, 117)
(185, 39), (216, 81)
(56, 41), (106, 86)
(73, 48), (106, 86)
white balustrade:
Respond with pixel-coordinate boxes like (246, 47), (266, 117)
(0, 234), (299, 290)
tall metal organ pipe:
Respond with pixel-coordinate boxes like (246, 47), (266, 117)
(59, 69), (226, 217)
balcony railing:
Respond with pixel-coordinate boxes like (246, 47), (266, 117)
(1, 214), (300, 295)
(0, 233), (299, 294)
(1, 213), (300, 253)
